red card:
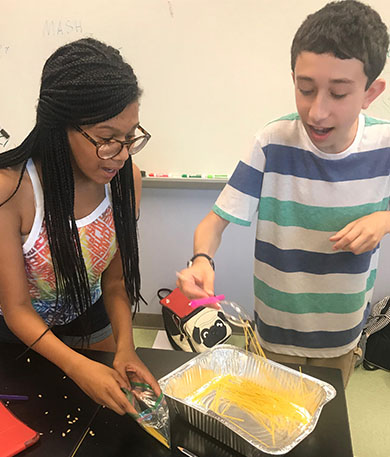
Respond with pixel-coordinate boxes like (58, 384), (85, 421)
(0, 402), (40, 457)
(159, 287), (193, 318)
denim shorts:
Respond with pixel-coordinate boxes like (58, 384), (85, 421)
(0, 295), (112, 346)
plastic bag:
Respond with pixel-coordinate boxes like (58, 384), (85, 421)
(123, 382), (170, 448)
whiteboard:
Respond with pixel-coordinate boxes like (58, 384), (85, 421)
(1, 0), (389, 175)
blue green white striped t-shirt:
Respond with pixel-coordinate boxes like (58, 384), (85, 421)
(213, 113), (390, 357)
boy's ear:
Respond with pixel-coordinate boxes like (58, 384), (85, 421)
(362, 78), (386, 109)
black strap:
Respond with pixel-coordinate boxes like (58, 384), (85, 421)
(157, 288), (173, 300)
(363, 360), (379, 371)
(187, 253), (215, 270)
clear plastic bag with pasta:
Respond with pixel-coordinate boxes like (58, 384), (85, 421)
(123, 382), (170, 448)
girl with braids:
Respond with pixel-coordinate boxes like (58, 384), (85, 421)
(0, 38), (160, 415)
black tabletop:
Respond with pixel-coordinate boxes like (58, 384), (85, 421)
(0, 344), (354, 457)
(0, 343), (113, 457)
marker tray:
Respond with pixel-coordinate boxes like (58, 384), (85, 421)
(159, 344), (336, 455)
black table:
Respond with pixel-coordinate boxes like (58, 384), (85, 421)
(0, 343), (353, 456)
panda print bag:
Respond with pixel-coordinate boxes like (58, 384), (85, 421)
(158, 288), (232, 352)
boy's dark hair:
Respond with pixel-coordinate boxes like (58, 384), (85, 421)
(291, 0), (389, 88)
(0, 38), (143, 335)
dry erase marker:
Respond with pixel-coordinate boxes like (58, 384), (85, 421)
(177, 446), (199, 457)
(148, 172), (155, 177)
(0, 394), (29, 401)
(156, 173), (169, 177)
(204, 174), (228, 179)
(189, 174), (202, 178)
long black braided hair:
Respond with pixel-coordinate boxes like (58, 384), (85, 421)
(0, 38), (143, 334)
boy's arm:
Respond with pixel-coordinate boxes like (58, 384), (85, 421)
(330, 211), (390, 254)
(177, 210), (229, 299)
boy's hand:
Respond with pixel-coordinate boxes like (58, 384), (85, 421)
(330, 211), (390, 255)
(176, 260), (215, 300)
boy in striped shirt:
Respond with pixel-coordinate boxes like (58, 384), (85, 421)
(178, 0), (390, 387)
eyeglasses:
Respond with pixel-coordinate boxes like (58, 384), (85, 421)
(74, 124), (151, 160)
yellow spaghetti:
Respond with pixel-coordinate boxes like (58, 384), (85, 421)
(142, 424), (170, 448)
(242, 317), (266, 358)
(182, 318), (321, 448)
(188, 374), (315, 446)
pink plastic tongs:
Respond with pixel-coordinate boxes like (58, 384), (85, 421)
(189, 294), (225, 309)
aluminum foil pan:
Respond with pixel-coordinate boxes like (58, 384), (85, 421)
(158, 344), (336, 455)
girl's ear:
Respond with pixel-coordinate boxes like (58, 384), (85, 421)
(362, 78), (386, 109)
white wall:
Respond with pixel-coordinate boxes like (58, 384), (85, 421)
(371, 235), (390, 304)
(138, 186), (390, 315)
(1, 0), (390, 175)
(138, 187), (256, 314)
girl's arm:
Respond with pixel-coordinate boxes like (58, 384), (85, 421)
(0, 178), (134, 415)
(101, 251), (160, 395)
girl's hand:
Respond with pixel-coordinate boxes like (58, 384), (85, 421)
(330, 211), (390, 255)
(67, 357), (135, 415)
(113, 349), (161, 397)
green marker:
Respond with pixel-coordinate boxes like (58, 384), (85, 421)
(205, 174), (228, 179)
(181, 174), (188, 178)
(189, 174), (202, 178)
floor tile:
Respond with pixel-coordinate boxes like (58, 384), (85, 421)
(152, 330), (174, 350)
(346, 365), (390, 457)
(133, 328), (158, 349)
(226, 334), (246, 348)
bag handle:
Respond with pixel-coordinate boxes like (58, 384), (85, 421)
(157, 288), (173, 300)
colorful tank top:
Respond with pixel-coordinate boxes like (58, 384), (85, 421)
(19, 159), (117, 325)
